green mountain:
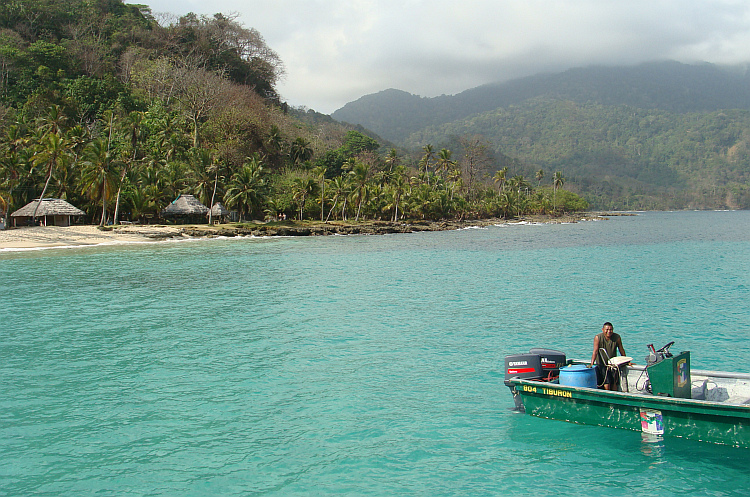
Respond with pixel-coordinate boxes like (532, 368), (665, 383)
(332, 62), (750, 209)
(332, 62), (750, 143)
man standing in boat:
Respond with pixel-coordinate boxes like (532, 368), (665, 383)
(590, 322), (627, 390)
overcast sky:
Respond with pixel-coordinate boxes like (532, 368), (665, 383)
(142, 0), (750, 114)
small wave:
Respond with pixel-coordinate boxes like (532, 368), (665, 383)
(494, 221), (544, 227)
(0, 239), (158, 253)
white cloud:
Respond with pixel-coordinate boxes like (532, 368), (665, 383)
(143, 0), (750, 113)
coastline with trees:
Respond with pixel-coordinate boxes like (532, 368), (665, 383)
(0, 1), (589, 231)
(0, 213), (610, 250)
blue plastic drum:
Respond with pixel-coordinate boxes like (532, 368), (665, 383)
(559, 364), (597, 388)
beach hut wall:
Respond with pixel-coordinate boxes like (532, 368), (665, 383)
(11, 198), (86, 227)
(208, 202), (230, 224)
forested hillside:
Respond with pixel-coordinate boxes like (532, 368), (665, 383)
(332, 62), (750, 144)
(333, 62), (750, 210)
(407, 100), (750, 209)
(0, 0), (588, 226)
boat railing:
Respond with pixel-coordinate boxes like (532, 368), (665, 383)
(571, 359), (750, 381)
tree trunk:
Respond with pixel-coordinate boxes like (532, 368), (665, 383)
(192, 115), (199, 148)
(100, 176), (107, 226)
(326, 198), (338, 222)
(32, 164), (54, 221)
(355, 192), (363, 221)
(3, 185), (12, 228)
(113, 167), (127, 225)
(321, 180), (325, 222)
(208, 170), (218, 225)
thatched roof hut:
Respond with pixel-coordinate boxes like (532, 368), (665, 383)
(209, 202), (229, 217)
(161, 194), (209, 224)
(11, 198), (86, 227)
(208, 202), (230, 224)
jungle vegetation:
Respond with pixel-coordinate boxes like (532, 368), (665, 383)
(0, 0), (587, 227)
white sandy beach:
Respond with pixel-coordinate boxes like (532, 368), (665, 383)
(0, 225), (183, 250)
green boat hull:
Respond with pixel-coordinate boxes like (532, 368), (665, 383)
(509, 379), (750, 448)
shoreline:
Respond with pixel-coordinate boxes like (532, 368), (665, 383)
(0, 213), (613, 251)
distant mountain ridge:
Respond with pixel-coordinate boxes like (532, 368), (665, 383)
(332, 61), (750, 144)
(332, 61), (750, 210)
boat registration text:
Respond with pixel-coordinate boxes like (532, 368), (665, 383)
(521, 385), (573, 398)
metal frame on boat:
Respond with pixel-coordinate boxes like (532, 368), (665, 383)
(505, 346), (750, 448)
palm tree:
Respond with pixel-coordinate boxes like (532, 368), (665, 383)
(81, 138), (121, 226)
(312, 165), (327, 222)
(266, 125), (284, 153)
(388, 166), (408, 221)
(535, 169), (545, 187)
(265, 124), (285, 167)
(207, 158), (223, 225)
(189, 149), (217, 207)
(289, 137), (313, 166)
(408, 183), (433, 220)
(507, 175), (530, 193)
(292, 177), (316, 220)
(553, 171), (565, 211)
(187, 149), (225, 225)
(419, 144), (435, 184)
(447, 167), (463, 201)
(225, 155), (266, 222)
(114, 111), (144, 225)
(434, 148), (455, 180)
(0, 154), (22, 227)
(325, 176), (349, 222)
(263, 198), (285, 221)
(154, 113), (187, 163)
(493, 166), (508, 192)
(349, 161), (370, 221)
(499, 191), (515, 218)
(31, 132), (71, 221)
(140, 155), (169, 208)
(37, 104), (68, 137)
(0, 125), (28, 226)
(384, 148), (398, 174)
(122, 184), (154, 224)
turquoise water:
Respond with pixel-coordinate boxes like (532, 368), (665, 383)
(2, 211), (750, 496)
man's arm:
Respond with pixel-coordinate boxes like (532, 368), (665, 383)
(617, 336), (626, 356)
(590, 335), (600, 366)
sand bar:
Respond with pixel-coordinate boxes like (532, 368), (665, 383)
(0, 225), (182, 250)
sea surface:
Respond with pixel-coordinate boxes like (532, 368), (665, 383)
(2, 211), (750, 496)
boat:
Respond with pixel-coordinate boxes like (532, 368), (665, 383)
(504, 343), (750, 448)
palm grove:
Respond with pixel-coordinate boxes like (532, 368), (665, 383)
(0, 0), (587, 227)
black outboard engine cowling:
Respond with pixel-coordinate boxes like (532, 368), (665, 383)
(504, 354), (543, 386)
(504, 349), (567, 386)
(529, 348), (567, 377)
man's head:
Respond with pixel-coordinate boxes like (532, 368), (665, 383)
(602, 322), (614, 338)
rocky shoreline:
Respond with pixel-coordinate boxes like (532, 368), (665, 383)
(164, 213), (617, 239)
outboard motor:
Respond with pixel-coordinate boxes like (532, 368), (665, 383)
(504, 348), (567, 412)
(504, 353), (543, 386)
(529, 348), (567, 377)
(504, 348), (567, 386)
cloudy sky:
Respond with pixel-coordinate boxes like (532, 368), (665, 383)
(143, 0), (750, 114)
